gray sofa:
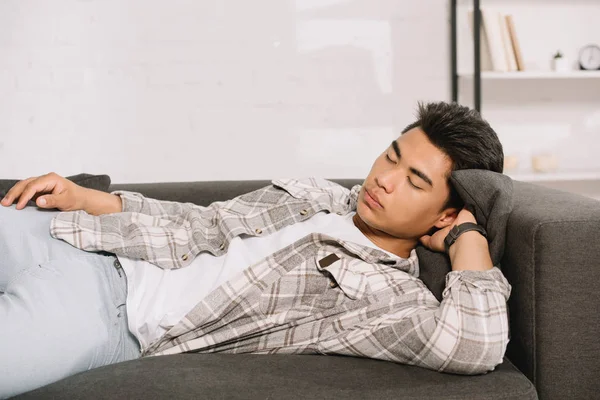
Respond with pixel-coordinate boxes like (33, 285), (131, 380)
(14, 179), (600, 400)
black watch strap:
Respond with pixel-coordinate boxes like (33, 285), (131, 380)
(444, 222), (487, 253)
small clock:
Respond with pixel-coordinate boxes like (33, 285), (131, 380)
(578, 44), (600, 70)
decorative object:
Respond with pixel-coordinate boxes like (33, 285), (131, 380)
(503, 155), (519, 172)
(551, 51), (570, 72)
(578, 44), (600, 70)
(532, 153), (559, 173)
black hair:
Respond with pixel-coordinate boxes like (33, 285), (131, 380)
(401, 101), (504, 210)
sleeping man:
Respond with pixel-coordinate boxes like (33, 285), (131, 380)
(0, 101), (510, 398)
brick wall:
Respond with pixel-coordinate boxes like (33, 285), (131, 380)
(0, 0), (449, 183)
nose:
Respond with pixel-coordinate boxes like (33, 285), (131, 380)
(376, 168), (401, 194)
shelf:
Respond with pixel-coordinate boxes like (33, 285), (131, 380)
(460, 71), (600, 80)
(507, 170), (600, 182)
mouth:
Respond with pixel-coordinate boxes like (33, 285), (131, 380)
(363, 188), (383, 209)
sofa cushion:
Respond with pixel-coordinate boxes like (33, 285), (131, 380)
(0, 173), (112, 208)
(416, 170), (514, 301)
(14, 354), (537, 400)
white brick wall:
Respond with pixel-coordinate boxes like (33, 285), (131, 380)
(0, 0), (449, 183)
(0, 0), (598, 200)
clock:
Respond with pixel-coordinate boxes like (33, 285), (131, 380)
(578, 44), (600, 70)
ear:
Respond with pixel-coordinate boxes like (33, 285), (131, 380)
(433, 207), (459, 229)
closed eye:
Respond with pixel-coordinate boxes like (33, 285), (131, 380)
(385, 154), (396, 163)
(408, 178), (422, 190)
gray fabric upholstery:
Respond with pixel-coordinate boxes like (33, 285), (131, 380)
(501, 181), (600, 400)
(14, 354), (537, 400)
(416, 170), (514, 301)
(451, 169), (513, 267)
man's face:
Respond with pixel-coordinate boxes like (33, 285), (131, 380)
(357, 127), (456, 240)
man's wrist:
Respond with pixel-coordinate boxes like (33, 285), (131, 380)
(448, 230), (493, 271)
(78, 187), (91, 211)
(448, 230), (484, 257)
(81, 188), (123, 215)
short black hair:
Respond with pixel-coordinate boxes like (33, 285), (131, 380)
(402, 101), (504, 210)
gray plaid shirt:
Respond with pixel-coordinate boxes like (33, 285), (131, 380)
(50, 177), (511, 375)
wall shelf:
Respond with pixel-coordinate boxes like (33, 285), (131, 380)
(508, 170), (600, 182)
(460, 71), (600, 80)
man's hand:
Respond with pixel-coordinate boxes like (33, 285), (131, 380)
(420, 207), (493, 272)
(1, 172), (88, 211)
(419, 208), (477, 253)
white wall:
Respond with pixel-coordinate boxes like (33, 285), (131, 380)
(1, 0), (599, 197)
(0, 0), (449, 183)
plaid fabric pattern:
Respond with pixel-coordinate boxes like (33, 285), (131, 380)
(49, 177), (512, 375)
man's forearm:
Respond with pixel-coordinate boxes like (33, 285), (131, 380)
(448, 231), (493, 272)
(81, 188), (123, 216)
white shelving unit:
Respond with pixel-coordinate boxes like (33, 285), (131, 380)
(459, 71), (600, 184)
(457, 72), (600, 183)
(453, 2), (600, 194)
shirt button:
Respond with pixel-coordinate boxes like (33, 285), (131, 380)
(181, 254), (188, 261)
(255, 228), (263, 234)
(113, 260), (121, 268)
(329, 281), (337, 288)
(218, 243), (225, 250)
(300, 209), (308, 216)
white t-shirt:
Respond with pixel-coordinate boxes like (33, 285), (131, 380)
(118, 211), (397, 351)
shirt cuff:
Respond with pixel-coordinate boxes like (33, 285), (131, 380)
(110, 190), (142, 213)
(443, 266), (512, 301)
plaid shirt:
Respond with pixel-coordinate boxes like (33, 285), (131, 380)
(50, 177), (511, 375)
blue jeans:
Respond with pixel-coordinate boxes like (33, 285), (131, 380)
(0, 205), (141, 399)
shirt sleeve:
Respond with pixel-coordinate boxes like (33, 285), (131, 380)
(110, 190), (221, 223)
(49, 186), (270, 269)
(316, 266), (512, 375)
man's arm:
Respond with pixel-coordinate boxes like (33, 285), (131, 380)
(82, 187), (212, 222)
(318, 265), (511, 375)
(318, 208), (509, 374)
(81, 188), (123, 216)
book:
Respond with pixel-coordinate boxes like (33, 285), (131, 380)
(481, 9), (509, 72)
(505, 14), (525, 71)
(499, 13), (518, 71)
(467, 10), (494, 72)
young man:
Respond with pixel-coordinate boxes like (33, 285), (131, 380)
(0, 101), (510, 398)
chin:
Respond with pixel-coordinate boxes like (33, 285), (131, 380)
(356, 206), (380, 229)
(355, 201), (370, 221)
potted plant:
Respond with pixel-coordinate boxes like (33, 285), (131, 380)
(552, 50), (570, 72)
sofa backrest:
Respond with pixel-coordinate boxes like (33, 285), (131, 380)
(108, 179), (363, 205)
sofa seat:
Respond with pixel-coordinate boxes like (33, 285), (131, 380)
(14, 354), (537, 399)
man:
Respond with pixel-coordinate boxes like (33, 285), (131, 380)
(0, 101), (510, 398)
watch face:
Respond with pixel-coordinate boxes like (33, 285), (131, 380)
(579, 44), (600, 70)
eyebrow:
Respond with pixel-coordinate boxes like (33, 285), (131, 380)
(390, 141), (434, 188)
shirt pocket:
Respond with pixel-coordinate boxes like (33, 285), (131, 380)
(315, 254), (370, 301)
(259, 253), (371, 321)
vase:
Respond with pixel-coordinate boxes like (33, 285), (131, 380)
(552, 57), (570, 72)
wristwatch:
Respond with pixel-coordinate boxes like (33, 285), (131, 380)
(444, 222), (487, 253)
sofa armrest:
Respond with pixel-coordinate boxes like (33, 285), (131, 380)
(502, 181), (600, 400)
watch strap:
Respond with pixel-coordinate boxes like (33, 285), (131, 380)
(444, 222), (487, 253)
